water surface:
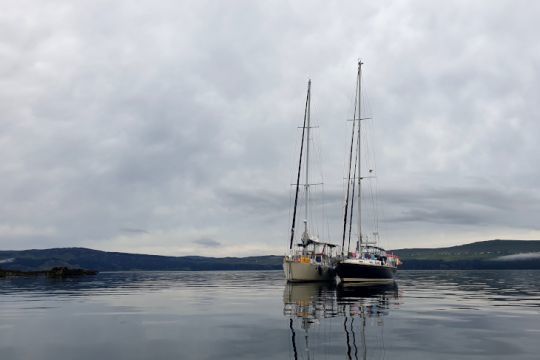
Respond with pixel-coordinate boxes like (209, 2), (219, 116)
(1, 270), (539, 359)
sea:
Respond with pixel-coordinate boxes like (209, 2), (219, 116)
(0, 270), (539, 360)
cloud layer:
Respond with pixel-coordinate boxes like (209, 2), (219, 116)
(1, 0), (540, 255)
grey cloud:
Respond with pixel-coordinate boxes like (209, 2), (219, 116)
(380, 185), (540, 230)
(120, 228), (149, 234)
(1, 1), (540, 254)
(387, 208), (486, 226)
(220, 190), (291, 213)
(193, 238), (222, 248)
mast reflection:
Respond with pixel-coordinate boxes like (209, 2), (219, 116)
(283, 282), (399, 359)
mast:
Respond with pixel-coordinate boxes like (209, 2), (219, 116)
(357, 61), (363, 252)
(289, 80), (311, 249)
(303, 80), (311, 243)
(347, 150), (358, 253)
(341, 70), (360, 255)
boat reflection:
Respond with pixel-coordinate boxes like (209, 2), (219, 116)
(283, 282), (399, 359)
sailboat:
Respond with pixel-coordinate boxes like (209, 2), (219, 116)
(283, 80), (338, 282)
(335, 61), (401, 283)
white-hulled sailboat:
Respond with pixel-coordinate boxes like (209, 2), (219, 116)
(335, 61), (401, 283)
(283, 80), (338, 282)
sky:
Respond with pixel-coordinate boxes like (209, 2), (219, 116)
(1, 0), (540, 256)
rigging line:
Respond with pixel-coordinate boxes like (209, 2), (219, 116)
(360, 89), (374, 235)
(290, 81), (311, 249)
(362, 119), (377, 243)
(369, 119), (383, 245)
(322, 184), (331, 243)
(348, 139), (359, 254)
(367, 177), (377, 241)
(374, 178), (382, 245)
(311, 130), (318, 239)
(370, 184), (378, 242)
(313, 121), (330, 242)
(365, 117), (381, 244)
(322, 178), (330, 243)
(363, 78), (374, 128)
(357, 61), (364, 250)
(288, 117), (301, 237)
(368, 123), (377, 240)
(342, 67), (360, 254)
(367, 115), (383, 245)
(288, 185), (292, 241)
(310, 128), (318, 239)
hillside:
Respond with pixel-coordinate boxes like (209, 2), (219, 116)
(391, 239), (540, 270)
(0, 248), (282, 271)
(1, 239), (539, 271)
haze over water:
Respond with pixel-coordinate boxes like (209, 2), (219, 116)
(1, 270), (539, 359)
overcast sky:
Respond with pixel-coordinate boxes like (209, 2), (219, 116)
(1, 0), (539, 256)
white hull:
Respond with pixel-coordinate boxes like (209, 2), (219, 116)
(283, 259), (335, 282)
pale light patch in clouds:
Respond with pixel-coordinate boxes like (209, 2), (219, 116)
(1, 0), (539, 255)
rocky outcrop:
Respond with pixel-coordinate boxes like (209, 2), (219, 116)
(46, 267), (98, 277)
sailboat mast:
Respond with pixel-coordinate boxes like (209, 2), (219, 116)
(347, 150), (358, 253)
(289, 80), (311, 249)
(304, 80), (311, 238)
(357, 61), (363, 251)
(342, 71), (360, 255)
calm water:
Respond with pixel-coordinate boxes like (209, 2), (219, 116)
(1, 270), (539, 359)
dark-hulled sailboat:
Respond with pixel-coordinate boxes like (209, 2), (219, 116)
(335, 61), (401, 283)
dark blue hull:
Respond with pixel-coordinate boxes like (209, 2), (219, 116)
(336, 262), (396, 282)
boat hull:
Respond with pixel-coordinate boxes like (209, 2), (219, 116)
(336, 261), (396, 283)
(283, 259), (335, 282)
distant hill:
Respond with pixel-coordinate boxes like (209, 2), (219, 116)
(1, 239), (539, 272)
(391, 239), (540, 270)
(0, 248), (282, 272)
